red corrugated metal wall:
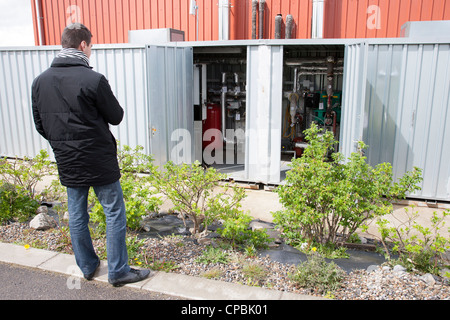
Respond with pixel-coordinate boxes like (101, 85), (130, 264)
(31, 0), (312, 45)
(324, 0), (450, 38)
(31, 0), (450, 45)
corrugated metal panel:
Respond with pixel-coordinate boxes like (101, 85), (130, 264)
(324, 0), (450, 39)
(245, 44), (284, 184)
(0, 44), (149, 160)
(32, 0), (313, 45)
(362, 41), (450, 201)
(0, 47), (58, 159)
(147, 45), (194, 167)
(340, 42), (368, 159)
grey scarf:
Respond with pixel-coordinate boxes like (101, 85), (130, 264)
(56, 48), (90, 67)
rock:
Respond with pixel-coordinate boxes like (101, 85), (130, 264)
(382, 266), (391, 272)
(366, 265), (379, 273)
(36, 205), (49, 214)
(198, 237), (214, 246)
(419, 273), (436, 286)
(393, 265), (407, 273)
(30, 213), (57, 230)
(63, 211), (70, 221)
(359, 236), (368, 244)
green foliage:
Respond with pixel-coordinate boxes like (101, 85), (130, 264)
(0, 183), (40, 223)
(195, 246), (230, 264)
(151, 161), (241, 233)
(0, 150), (56, 224)
(374, 206), (450, 274)
(150, 160), (270, 247)
(289, 253), (346, 294)
(0, 150), (56, 200)
(274, 123), (423, 247)
(217, 213), (270, 249)
(89, 144), (162, 232)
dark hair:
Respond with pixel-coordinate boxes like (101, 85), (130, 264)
(61, 23), (92, 48)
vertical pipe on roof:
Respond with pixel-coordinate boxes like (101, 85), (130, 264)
(275, 14), (282, 39)
(34, 0), (45, 45)
(218, 0), (230, 40)
(312, 0), (325, 38)
(252, 0), (258, 39)
(259, 0), (265, 39)
(286, 14), (293, 39)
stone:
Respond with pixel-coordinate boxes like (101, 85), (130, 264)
(419, 273), (436, 286)
(63, 211), (70, 221)
(393, 265), (407, 273)
(36, 205), (48, 214)
(382, 266), (391, 273)
(30, 213), (57, 230)
(359, 236), (368, 244)
(366, 265), (379, 273)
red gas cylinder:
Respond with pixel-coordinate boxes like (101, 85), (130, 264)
(293, 137), (304, 157)
(202, 103), (223, 150)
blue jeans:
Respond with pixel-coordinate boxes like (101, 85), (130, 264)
(67, 180), (131, 281)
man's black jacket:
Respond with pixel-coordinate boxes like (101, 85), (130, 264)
(32, 57), (124, 187)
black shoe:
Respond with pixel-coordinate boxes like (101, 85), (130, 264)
(84, 260), (100, 280)
(109, 268), (151, 287)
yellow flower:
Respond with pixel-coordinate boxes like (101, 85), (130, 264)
(311, 247), (317, 252)
(24, 244), (30, 250)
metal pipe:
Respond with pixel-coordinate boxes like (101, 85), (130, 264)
(285, 58), (344, 66)
(312, 0), (325, 38)
(286, 14), (293, 39)
(252, 0), (258, 39)
(221, 72), (228, 142)
(326, 56), (335, 110)
(275, 14), (282, 39)
(219, 0), (230, 40)
(293, 68), (298, 93)
(259, 0), (265, 39)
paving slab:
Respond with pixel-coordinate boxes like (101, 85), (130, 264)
(0, 242), (323, 300)
(0, 242), (59, 268)
(142, 271), (323, 300)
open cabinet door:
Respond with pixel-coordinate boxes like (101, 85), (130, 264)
(147, 45), (194, 168)
(245, 45), (284, 184)
(340, 42), (368, 160)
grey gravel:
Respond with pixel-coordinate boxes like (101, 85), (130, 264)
(1, 222), (449, 300)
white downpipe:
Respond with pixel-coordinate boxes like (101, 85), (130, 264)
(218, 0), (230, 40)
(312, 0), (325, 39)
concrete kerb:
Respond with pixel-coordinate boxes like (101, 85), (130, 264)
(0, 242), (325, 300)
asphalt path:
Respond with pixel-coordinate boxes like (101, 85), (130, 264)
(0, 261), (184, 300)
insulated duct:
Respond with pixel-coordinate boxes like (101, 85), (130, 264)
(285, 14), (293, 39)
(252, 0), (258, 39)
(221, 72), (228, 142)
(312, 0), (325, 38)
(259, 0), (265, 39)
(275, 14), (282, 39)
(219, 0), (230, 40)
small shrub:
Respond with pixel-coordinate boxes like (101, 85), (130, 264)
(151, 161), (246, 235)
(89, 144), (162, 232)
(242, 262), (268, 285)
(274, 123), (422, 247)
(217, 214), (271, 249)
(0, 150), (55, 224)
(372, 206), (450, 275)
(195, 246), (230, 264)
(289, 253), (346, 293)
(0, 150), (56, 200)
(0, 183), (39, 223)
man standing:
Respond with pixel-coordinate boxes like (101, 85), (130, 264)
(31, 23), (150, 287)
